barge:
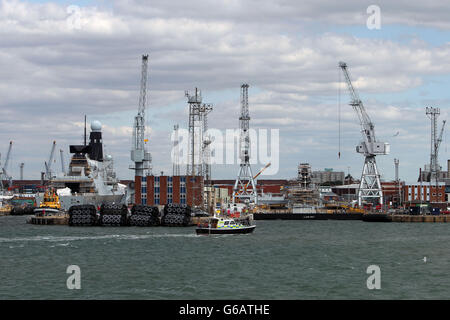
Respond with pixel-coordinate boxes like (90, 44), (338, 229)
(253, 212), (363, 220)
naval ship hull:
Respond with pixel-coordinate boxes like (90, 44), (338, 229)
(36, 194), (126, 211)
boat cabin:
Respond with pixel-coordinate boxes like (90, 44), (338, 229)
(199, 217), (243, 229)
(40, 189), (61, 209)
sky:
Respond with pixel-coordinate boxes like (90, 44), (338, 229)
(1, 0), (450, 183)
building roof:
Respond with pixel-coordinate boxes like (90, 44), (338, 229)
(332, 183), (360, 189)
(210, 179), (288, 185)
(405, 182), (446, 186)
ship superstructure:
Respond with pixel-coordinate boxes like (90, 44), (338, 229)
(35, 121), (126, 210)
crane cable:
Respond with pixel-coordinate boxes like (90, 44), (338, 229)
(338, 66), (341, 159)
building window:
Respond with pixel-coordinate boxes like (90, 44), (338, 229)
(155, 193), (160, 205)
(155, 187), (160, 193)
(168, 177), (173, 182)
(181, 177), (186, 183)
(168, 187), (173, 194)
(142, 176), (147, 183)
(181, 187), (186, 194)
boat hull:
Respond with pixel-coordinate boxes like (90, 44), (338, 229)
(35, 194), (126, 211)
(33, 207), (63, 216)
(362, 213), (391, 222)
(196, 225), (256, 235)
(253, 213), (362, 220)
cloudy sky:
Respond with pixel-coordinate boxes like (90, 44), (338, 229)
(1, 0), (449, 183)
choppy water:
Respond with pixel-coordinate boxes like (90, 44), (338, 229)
(1, 215), (449, 299)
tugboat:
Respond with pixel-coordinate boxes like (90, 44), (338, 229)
(33, 188), (62, 216)
(196, 216), (256, 235)
(0, 195), (13, 216)
(28, 188), (68, 225)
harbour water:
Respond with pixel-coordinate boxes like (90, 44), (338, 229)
(1, 216), (449, 299)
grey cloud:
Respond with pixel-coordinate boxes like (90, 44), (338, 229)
(0, 0), (449, 182)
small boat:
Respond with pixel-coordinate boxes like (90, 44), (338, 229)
(0, 204), (12, 215)
(196, 217), (256, 235)
(33, 188), (63, 216)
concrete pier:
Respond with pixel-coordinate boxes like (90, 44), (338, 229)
(390, 215), (450, 223)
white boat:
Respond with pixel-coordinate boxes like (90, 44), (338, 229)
(196, 217), (256, 235)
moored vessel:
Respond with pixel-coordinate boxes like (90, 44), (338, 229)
(33, 188), (63, 216)
(35, 120), (127, 211)
(196, 216), (256, 235)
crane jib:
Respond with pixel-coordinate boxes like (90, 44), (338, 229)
(339, 61), (389, 206)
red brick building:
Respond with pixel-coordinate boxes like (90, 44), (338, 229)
(135, 175), (203, 206)
(403, 183), (445, 203)
(382, 181), (403, 205)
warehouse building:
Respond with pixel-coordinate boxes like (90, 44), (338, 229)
(311, 168), (345, 185)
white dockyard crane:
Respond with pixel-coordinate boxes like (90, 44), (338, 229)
(233, 84), (257, 204)
(1, 141), (13, 191)
(339, 62), (390, 207)
(436, 120), (446, 168)
(130, 54), (151, 178)
(44, 141), (56, 181)
(431, 117), (446, 183)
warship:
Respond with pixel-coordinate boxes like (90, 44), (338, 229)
(35, 120), (127, 211)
